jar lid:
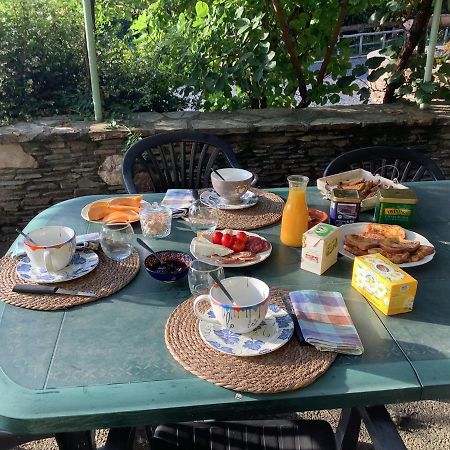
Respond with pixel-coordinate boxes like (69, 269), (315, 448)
(140, 202), (172, 216)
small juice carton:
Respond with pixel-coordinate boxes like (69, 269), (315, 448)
(351, 253), (418, 315)
(301, 223), (339, 275)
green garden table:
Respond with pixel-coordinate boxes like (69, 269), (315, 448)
(1, 182), (447, 443)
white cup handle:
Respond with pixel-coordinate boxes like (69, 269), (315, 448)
(193, 295), (220, 324)
(43, 250), (56, 273)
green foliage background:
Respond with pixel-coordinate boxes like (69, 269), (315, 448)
(0, 0), (449, 124)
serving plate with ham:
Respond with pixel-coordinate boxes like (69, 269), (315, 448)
(190, 230), (272, 268)
(338, 222), (435, 268)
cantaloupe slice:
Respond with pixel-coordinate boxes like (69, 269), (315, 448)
(108, 195), (143, 207)
(110, 205), (142, 213)
(87, 201), (111, 221)
(102, 210), (139, 223)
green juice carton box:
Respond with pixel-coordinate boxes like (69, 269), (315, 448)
(301, 223), (339, 275)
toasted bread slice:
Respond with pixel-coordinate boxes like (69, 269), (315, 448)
(380, 238), (421, 254)
(344, 234), (381, 251)
(343, 244), (367, 257)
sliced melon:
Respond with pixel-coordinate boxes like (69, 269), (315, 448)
(102, 210), (139, 223)
(109, 205), (142, 213)
(108, 195), (143, 207)
(87, 201), (111, 221)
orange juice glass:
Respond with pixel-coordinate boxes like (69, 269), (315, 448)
(280, 175), (309, 247)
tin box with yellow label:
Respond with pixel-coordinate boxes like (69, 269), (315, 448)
(351, 253), (418, 315)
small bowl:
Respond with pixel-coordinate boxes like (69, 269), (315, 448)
(308, 208), (329, 229)
(144, 251), (192, 283)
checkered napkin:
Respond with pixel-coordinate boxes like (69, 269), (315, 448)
(289, 290), (364, 355)
(161, 189), (194, 210)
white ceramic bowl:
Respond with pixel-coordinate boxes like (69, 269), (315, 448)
(211, 168), (253, 205)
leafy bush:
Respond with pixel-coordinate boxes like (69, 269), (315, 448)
(0, 0), (187, 123)
(0, 0), (85, 123)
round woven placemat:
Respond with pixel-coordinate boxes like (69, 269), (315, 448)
(214, 189), (284, 230)
(165, 288), (337, 393)
(0, 250), (140, 311)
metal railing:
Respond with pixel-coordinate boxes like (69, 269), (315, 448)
(340, 27), (450, 56)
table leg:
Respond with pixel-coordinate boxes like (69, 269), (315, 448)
(104, 427), (136, 450)
(55, 431), (95, 450)
(357, 405), (407, 450)
(336, 408), (361, 450)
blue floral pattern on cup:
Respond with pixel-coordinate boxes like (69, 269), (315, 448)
(199, 304), (294, 357)
(16, 249), (99, 284)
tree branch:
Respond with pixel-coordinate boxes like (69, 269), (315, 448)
(271, 0), (308, 107)
(383, 0), (433, 103)
(317, 0), (349, 84)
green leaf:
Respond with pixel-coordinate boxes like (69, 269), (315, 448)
(359, 87), (370, 103)
(336, 75), (355, 88)
(253, 66), (263, 82)
(387, 71), (404, 85)
(195, 1), (209, 18)
(415, 88), (432, 104)
(397, 85), (413, 96)
(329, 93), (340, 104)
(366, 56), (386, 69)
(367, 67), (387, 82)
(235, 6), (244, 19)
(352, 64), (367, 77)
(215, 76), (225, 91)
(237, 24), (250, 35)
(420, 81), (436, 93)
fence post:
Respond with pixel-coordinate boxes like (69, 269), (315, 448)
(82, 0), (103, 121)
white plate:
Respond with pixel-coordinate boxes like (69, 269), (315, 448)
(199, 304), (294, 357)
(338, 222), (435, 267)
(16, 249), (99, 283)
(81, 198), (147, 224)
(200, 189), (258, 210)
(316, 169), (407, 211)
(190, 231), (272, 268)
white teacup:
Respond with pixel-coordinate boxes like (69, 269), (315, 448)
(193, 276), (270, 334)
(24, 226), (76, 273)
(211, 168), (254, 205)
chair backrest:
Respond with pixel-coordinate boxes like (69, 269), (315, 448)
(122, 131), (241, 193)
(323, 146), (445, 182)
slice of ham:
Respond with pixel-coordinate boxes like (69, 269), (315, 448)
(245, 236), (271, 254)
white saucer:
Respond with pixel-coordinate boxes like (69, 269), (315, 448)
(16, 249), (99, 283)
(200, 189), (258, 210)
(199, 304), (294, 357)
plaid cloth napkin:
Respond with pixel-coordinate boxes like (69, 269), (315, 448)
(289, 290), (364, 355)
(161, 189), (194, 210)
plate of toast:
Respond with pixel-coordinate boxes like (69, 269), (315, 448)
(338, 223), (435, 267)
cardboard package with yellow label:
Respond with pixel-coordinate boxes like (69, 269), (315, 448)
(351, 253), (418, 315)
(301, 223), (339, 275)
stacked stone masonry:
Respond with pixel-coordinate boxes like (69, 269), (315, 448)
(0, 104), (449, 236)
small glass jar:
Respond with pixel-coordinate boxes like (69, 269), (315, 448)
(139, 202), (172, 239)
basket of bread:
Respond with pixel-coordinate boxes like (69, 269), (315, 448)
(339, 223), (435, 267)
(317, 169), (407, 211)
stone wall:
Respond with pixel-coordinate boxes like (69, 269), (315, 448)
(0, 104), (449, 236)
